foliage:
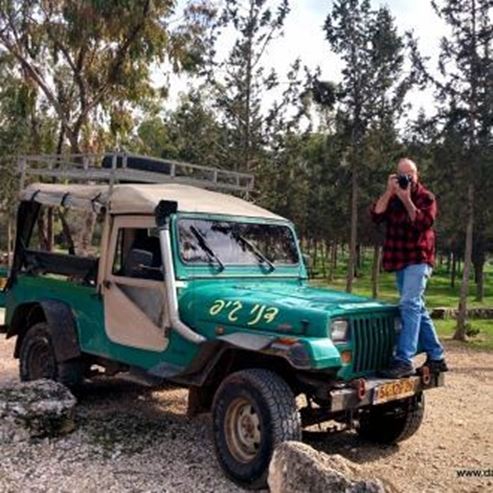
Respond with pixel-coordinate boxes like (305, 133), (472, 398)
(0, 0), (216, 151)
(323, 0), (421, 291)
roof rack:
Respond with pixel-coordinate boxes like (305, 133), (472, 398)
(17, 152), (254, 194)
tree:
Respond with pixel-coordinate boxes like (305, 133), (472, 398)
(0, 59), (58, 262)
(0, 0), (215, 152)
(324, 0), (421, 292)
(429, 0), (492, 340)
(0, 0), (215, 254)
(134, 88), (228, 168)
(208, 0), (291, 173)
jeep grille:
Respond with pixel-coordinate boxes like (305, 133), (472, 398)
(351, 315), (396, 373)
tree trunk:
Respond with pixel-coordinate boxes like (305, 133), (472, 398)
(474, 258), (484, 302)
(451, 252), (457, 288)
(312, 239), (318, 275)
(346, 163), (358, 292)
(371, 244), (381, 299)
(328, 242), (337, 281)
(58, 210), (76, 255)
(7, 213), (13, 268)
(356, 243), (361, 275)
(446, 251), (451, 273)
(46, 207), (54, 252)
(37, 209), (49, 250)
(454, 183), (474, 340)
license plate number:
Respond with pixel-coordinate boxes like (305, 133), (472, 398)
(373, 377), (417, 404)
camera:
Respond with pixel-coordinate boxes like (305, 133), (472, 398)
(397, 174), (412, 190)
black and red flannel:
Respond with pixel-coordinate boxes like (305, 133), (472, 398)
(370, 183), (437, 272)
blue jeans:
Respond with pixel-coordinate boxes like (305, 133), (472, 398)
(394, 263), (444, 366)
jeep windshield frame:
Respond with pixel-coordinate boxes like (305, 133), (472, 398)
(172, 213), (305, 279)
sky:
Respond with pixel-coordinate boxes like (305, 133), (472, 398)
(166, 0), (451, 118)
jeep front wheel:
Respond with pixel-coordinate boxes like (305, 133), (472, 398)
(212, 368), (301, 489)
(357, 392), (425, 444)
(19, 322), (83, 388)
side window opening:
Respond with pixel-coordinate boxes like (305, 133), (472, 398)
(24, 205), (102, 285)
(112, 227), (163, 281)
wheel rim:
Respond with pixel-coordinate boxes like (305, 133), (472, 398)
(224, 397), (262, 463)
(27, 337), (57, 380)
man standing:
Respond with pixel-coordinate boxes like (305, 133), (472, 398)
(371, 158), (448, 378)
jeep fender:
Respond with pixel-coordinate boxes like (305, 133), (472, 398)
(9, 300), (81, 362)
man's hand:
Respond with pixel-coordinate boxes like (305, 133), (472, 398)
(396, 184), (411, 202)
(387, 174), (398, 195)
(373, 174), (398, 216)
(396, 185), (417, 221)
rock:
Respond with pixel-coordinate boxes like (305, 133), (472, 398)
(268, 441), (393, 493)
(0, 379), (76, 443)
(430, 306), (493, 320)
(430, 308), (450, 320)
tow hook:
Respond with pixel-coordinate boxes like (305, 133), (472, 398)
(353, 378), (366, 400)
(420, 365), (431, 385)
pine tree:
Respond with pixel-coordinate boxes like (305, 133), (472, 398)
(324, 0), (420, 292)
(429, 0), (492, 339)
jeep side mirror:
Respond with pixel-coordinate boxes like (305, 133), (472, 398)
(124, 249), (154, 277)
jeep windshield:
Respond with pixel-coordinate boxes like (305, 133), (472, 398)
(177, 218), (299, 267)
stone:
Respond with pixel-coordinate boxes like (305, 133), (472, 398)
(0, 379), (76, 443)
(268, 441), (393, 493)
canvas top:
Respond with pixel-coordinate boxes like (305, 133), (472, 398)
(20, 182), (284, 220)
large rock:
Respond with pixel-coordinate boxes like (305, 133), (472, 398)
(268, 441), (393, 493)
(0, 379), (76, 443)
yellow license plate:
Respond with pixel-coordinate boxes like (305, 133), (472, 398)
(373, 377), (417, 404)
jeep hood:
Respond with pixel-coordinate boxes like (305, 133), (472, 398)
(179, 281), (397, 337)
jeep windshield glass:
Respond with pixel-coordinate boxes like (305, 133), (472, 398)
(178, 219), (299, 267)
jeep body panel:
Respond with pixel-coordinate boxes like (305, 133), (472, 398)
(4, 178), (400, 387)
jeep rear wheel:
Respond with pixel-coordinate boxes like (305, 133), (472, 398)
(212, 369), (301, 489)
(19, 322), (83, 388)
(357, 392), (425, 444)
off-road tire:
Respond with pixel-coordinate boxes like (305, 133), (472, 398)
(357, 392), (425, 444)
(19, 322), (84, 388)
(212, 368), (301, 489)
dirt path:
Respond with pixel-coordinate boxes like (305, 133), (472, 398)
(0, 332), (491, 493)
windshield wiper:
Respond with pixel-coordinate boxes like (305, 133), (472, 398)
(236, 234), (275, 272)
(190, 226), (225, 272)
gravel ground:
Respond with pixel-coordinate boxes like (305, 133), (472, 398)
(0, 327), (492, 493)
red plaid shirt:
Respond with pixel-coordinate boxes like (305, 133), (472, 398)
(370, 183), (437, 272)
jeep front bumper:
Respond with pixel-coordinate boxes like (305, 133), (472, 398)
(329, 371), (445, 412)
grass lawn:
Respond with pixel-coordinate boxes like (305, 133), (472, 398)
(311, 264), (493, 309)
(434, 319), (493, 351)
(309, 252), (493, 351)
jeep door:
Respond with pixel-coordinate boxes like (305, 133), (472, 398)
(102, 215), (169, 351)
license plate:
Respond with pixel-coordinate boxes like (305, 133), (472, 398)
(373, 377), (417, 404)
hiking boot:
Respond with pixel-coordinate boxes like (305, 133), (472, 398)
(419, 357), (449, 373)
(378, 361), (415, 379)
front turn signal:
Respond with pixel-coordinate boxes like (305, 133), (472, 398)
(340, 350), (352, 364)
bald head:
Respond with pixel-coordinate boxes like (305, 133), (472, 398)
(398, 158), (418, 184)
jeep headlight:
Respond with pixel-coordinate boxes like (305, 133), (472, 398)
(330, 319), (349, 342)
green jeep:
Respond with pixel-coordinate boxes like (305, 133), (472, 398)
(1, 153), (443, 489)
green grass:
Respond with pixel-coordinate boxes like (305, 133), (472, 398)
(435, 319), (493, 351)
(308, 249), (493, 350)
(309, 252), (493, 309)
